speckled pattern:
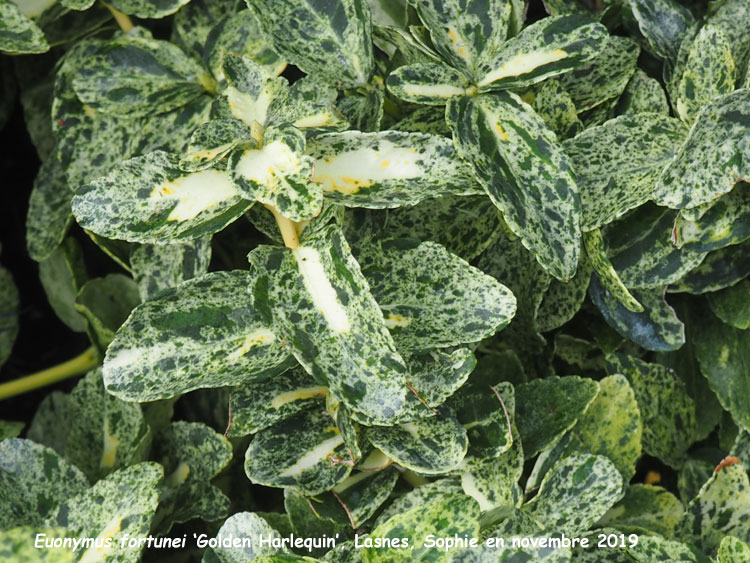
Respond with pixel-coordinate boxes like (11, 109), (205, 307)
(619, 69), (670, 116)
(103, 0), (190, 18)
(387, 62), (470, 105)
(0, 526), (73, 562)
(203, 512), (285, 562)
(531, 78), (582, 139)
(0, 265), (19, 368)
(670, 239), (750, 294)
(676, 183), (750, 253)
(180, 118), (253, 171)
(26, 157), (73, 262)
(0, 0), (48, 54)
(629, 0), (694, 62)
(584, 229), (643, 312)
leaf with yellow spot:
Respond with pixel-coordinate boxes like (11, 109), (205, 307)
(386, 62), (470, 105)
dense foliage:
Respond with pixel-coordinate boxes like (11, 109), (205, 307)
(1, 0), (750, 561)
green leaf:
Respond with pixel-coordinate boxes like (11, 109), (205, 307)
(202, 512), (288, 562)
(71, 34), (210, 117)
(283, 488), (349, 555)
(386, 62), (470, 105)
(309, 130), (480, 208)
(38, 237), (87, 332)
(365, 494), (480, 562)
(336, 78), (384, 132)
(680, 461), (750, 555)
(355, 237), (516, 353)
(693, 307), (750, 431)
(536, 252), (591, 331)
(72, 151), (251, 244)
(531, 78), (582, 139)
(718, 536), (750, 563)
(629, 0), (695, 62)
(0, 420), (23, 441)
(449, 380), (514, 459)
(245, 408), (352, 495)
(248, 225), (411, 424)
(246, 0), (375, 88)
(0, 265), (19, 368)
(516, 375), (599, 458)
(584, 229), (643, 313)
(447, 92), (581, 281)
(556, 35), (639, 113)
(606, 353), (697, 468)
(45, 462), (163, 562)
(104, 270), (294, 402)
(75, 274), (141, 352)
(228, 366), (326, 437)
(0, 527), (73, 563)
(0, 0), (48, 54)
(674, 24), (736, 124)
(231, 124), (322, 222)
(599, 484), (685, 538)
(0, 438), (89, 528)
(618, 69), (670, 116)
(107, 0), (190, 17)
(655, 89), (750, 210)
(707, 278), (750, 330)
(26, 156), (73, 262)
(475, 15), (607, 90)
(564, 113), (685, 231)
(411, 0), (511, 78)
(130, 237), (212, 301)
(152, 421), (232, 533)
(366, 409), (468, 474)
(522, 454), (624, 534)
(589, 280), (685, 351)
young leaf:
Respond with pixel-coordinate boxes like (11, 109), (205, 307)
(273, 75), (348, 132)
(181, 118), (253, 172)
(0, 0), (48, 54)
(308, 130), (481, 209)
(244, 408), (352, 495)
(336, 78), (384, 132)
(26, 156), (73, 262)
(718, 536), (750, 563)
(222, 53), (288, 129)
(386, 62), (470, 105)
(103, 270), (294, 402)
(72, 151), (251, 244)
(447, 92), (581, 281)
(246, 0), (375, 88)
(475, 15), (607, 90)
(248, 226), (411, 424)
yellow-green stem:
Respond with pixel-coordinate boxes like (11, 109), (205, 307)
(0, 347), (99, 401)
(104, 3), (134, 32)
(264, 204), (301, 249)
(401, 469), (430, 487)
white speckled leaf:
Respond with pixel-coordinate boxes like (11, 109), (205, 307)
(718, 536), (750, 563)
(202, 512), (288, 563)
(171, 0), (242, 61)
(629, 0), (694, 62)
(72, 151), (251, 244)
(272, 74), (348, 132)
(584, 228), (643, 312)
(181, 118), (253, 172)
(104, 270), (294, 402)
(606, 353), (697, 468)
(564, 113), (686, 231)
(522, 454), (624, 534)
(0, 0), (48, 54)
(680, 462), (750, 555)
(0, 526), (73, 562)
(449, 380), (514, 459)
(536, 248), (592, 331)
(386, 62), (470, 105)
(309, 130), (481, 208)
(26, 156), (73, 262)
(45, 462), (163, 563)
(599, 484), (685, 538)
(336, 78), (384, 132)
(669, 240), (750, 294)
(531, 78), (582, 139)
(0, 265), (19, 368)
(246, 0), (374, 88)
(222, 53), (288, 128)
(355, 237), (516, 353)
(107, 0), (190, 17)
(248, 225), (410, 424)
(0, 438), (88, 528)
(706, 0), (750, 74)
(71, 34), (210, 117)
(475, 15), (607, 90)
(447, 92), (581, 281)
(618, 69), (670, 116)
(655, 89), (750, 210)
(245, 408), (352, 495)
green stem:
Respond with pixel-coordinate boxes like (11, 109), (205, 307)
(0, 347), (99, 401)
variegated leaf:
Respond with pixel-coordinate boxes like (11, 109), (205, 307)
(373, 477), (463, 527)
(72, 151), (251, 244)
(522, 454), (624, 534)
(26, 156), (73, 262)
(38, 238), (87, 332)
(447, 92), (581, 281)
(152, 422), (232, 533)
(181, 118), (253, 172)
(449, 380), (514, 459)
(706, 0), (750, 75)
(563, 113), (686, 231)
(629, 0), (694, 62)
(0, 438), (89, 528)
(707, 279), (750, 330)
(655, 89), (750, 210)
(336, 77), (384, 132)
(202, 512), (288, 562)
(204, 9), (286, 81)
(222, 53), (288, 129)
(693, 307), (750, 431)
(584, 228), (643, 312)
(104, 270), (294, 402)
(231, 124), (322, 222)
(355, 237), (516, 353)
(45, 463), (163, 562)
(669, 240), (750, 294)
(248, 225), (410, 424)
(606, 353), (696, 467)
(273, 75), (348, 132)
(618, 69), (670, 116)
(309, 130), (481, 208)
(0, 265), (19, 368)
(228, 366), (325, 437)
(0, 0), (48, 54)
(71, 34), (211, 117)
(475, 15), (607, 91)
(674, 24), (736, 124)
(386, 62), (470, 105)
(531, 78), (582, 139)
(718, 536), (750, 563)
(516, 375), (599, 458)
(244, 408), (352, 495)
(171, 0), (240, 61)
(536, 249), (591, 331)
(107, 0), (190, 17)
(365, 494), (480, 562)
(589, 280), (685, 351)
(599, 484), (685, 538)
(674, 183), (750, 253)
(283, 488), (348, 553)
(557, 35), (639, 113)
(411, 0), (511, 78)
(680, 461), (750, 555)
(0, 526), (73, 563)
(130, 237), (212, 301)
(246, 0), (374, 88)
